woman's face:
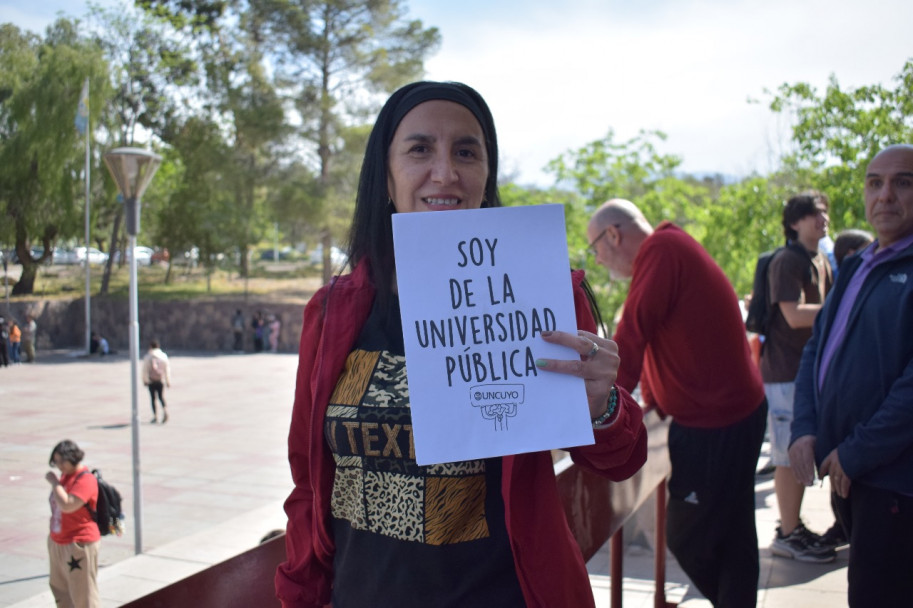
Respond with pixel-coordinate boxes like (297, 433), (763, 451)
(387, 100), (489, 214)
(52, 454), (76, 476)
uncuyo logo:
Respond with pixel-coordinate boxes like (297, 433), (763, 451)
(470, 384), (526, 431)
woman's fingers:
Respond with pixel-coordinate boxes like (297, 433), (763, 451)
(537, 330), (618, 377)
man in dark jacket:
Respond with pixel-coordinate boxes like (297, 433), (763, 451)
(790, 144), (913, 607)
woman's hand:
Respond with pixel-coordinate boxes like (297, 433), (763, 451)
(45, 471), (60, 486)
(536, 330), (619, 419)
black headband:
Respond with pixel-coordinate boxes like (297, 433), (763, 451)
(387, 83), (488, 146)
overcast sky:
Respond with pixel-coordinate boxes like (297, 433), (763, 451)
(5, 0), (912, 186)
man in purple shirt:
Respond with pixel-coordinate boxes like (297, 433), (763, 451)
(790, 144), (913, 607)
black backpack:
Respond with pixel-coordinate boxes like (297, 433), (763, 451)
(78, 469), (125, 537)
(745, 247), (783, 336)
(745, 242), (810, 336)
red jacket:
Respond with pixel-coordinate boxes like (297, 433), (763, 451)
(275, 261), (647, 607)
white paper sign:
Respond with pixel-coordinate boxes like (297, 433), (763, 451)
(392, 204), (595, 465)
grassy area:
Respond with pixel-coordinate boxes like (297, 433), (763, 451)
(4, 260), (324, 302)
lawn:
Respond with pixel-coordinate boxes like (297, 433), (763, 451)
(2, 259), (324, 302)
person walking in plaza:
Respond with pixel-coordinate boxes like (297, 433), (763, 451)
(760, 192), (836, 563)
(46, 439), (101, 608)
(588, 199), (767, 607)
(790, 144), (913, 607)
(142, 340), (171, 424)
(21, 313), (37, 362)
(275, 81), (648, 608)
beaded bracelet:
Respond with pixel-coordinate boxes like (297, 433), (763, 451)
(592, 385), (618, 428)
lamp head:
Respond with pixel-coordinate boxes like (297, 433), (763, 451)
(103, 147), (162, 236)
(103, 147), (162, 200)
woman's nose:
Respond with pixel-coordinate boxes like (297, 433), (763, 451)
(430, 153), (457, 183)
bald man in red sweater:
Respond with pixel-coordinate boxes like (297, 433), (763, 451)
(588, 199), (767, 608)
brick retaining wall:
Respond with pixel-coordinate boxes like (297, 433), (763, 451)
(3, 297), (306, 354)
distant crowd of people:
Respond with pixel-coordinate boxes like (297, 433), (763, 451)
(232, 308), (282, 354)
(90, 308), (286, 355)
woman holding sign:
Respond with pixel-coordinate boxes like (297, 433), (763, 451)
(276, 81), (647, 608)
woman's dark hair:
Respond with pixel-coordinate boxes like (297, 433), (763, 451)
(347, 81), (502, 313)
(782, 190), (829, 242)
(49, 439), (84, 467)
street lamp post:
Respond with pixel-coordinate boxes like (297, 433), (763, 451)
(102, 147), (161, 555)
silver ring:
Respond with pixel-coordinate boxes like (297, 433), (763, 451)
(586, 341), (600, 359)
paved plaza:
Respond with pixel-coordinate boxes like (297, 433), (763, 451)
(0, 349), (849, 606)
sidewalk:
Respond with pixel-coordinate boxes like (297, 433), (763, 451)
(586, 453), (848, 607)
(0, 351), (847, 606)
(0, 350), (296, 606)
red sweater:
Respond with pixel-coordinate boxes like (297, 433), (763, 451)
(275, 261), (647, 608)
(613, 222), (764, 428)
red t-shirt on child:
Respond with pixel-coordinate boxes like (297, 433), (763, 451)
(49, 466), (100, 544)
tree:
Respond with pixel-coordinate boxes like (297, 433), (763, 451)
(265, 162), (325, 249)
(764, 59), (913, 231)
(86, 4), (198, 293)
(151, 116), (227, 284)
(204, 13), (290, 278)
(136, 1), (303, 278)
(0, 20), (108, 294)
(699, 174), (794, 298)
(141, 0), (441, 283)
(545, 130), (711, 326)
(257, 0), (440, 282)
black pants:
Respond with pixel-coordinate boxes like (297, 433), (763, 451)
(832, 484), (913, 607)
(666, 400), (767, 608)
(148, 381), (166, 415)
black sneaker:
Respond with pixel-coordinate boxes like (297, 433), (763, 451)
(771, 523), (836, 563)
(819, 522), (848, 549)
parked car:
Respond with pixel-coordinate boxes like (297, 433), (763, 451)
(8, 246), (48, 264)
(151, 248), (170, 264)
(52, 248), (78, 265)
(74, 246), (109, 265)
(259, 247), (293, 261)
(308, 245), (348, 268)
(113, 246), (154, 266)
(173, 246), (199, 266)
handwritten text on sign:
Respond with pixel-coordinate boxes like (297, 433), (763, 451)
(392, 204), (594, 465)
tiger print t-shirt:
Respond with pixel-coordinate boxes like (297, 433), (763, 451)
(325, 297), (526, 608)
